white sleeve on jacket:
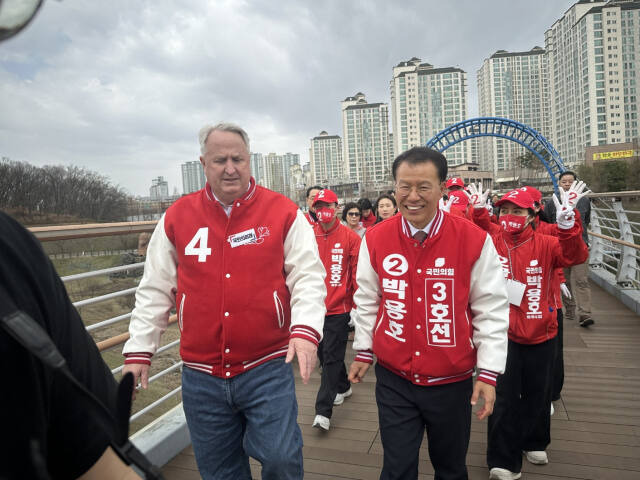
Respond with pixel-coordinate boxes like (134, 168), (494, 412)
(283, 210), (327, 339)
(352, 236), (381, 352)
(123, 214), (177, 357)
(468, 234), (509, 374)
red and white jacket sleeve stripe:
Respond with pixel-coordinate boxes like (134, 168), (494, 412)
(351, 237), (379, 363)
(122, 215), (177, 365)
(468, 234), (510, 383)
(284, 210), (327, 345)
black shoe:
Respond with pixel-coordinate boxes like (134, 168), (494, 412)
(579, 317), (595, 327)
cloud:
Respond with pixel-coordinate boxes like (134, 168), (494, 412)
(0, 0), (575, 195)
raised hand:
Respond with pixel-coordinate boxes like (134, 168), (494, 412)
(439, 196), (453, 213)
(466, 182), (490, 209)
(553, 189), (576, 229)
(566, 180), (591, 209)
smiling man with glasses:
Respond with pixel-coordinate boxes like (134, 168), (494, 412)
(349, 147), (509, 480)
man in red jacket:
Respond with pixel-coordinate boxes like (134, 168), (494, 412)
(311, 189), (362, 431)
(349, 147), (509, 480)
(122, 123), (327, 480)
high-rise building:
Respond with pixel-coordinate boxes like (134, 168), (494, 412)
(477, 47), (551, 174)
(251, 152), (300, 198)
(150, 176), (169, 200)
(181, 161), (206, 194)
(341, 92), (392, 188)
(545, 0), (640, 168)
(250, 153), (265, 185)
(309, 131), (344, 185)
(390, 58), (470, 166)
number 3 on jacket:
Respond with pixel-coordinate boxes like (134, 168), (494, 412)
(185, 227), (212, 262)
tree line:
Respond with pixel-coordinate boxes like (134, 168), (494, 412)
(577, 159), (640, 193)
(0, 157), (129, 222)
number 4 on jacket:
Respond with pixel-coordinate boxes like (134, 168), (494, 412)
(185, 227), (212, 262)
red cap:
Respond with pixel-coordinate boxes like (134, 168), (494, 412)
(312, 189), (338, 206)
(519, 186), (542, 204)
(495, 190), (535, 209)
(447, 190), (469, 209)
(446, 177), (464, 189)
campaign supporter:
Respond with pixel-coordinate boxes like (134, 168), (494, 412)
(466, 187), (588, 479)
(311, 189), (362, 431)
(123, 123), (327, 480)
(349, 146), (509, 480)
(375, 193), (398, 223)
(304, 185), (322, 225)
(342, 201), (366, 238)
(545, 172), (594, 327)
(359, 198), (377, 228)
(446, 177), (465, 192)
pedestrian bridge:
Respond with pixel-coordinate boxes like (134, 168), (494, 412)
(29, 191), (640, 479)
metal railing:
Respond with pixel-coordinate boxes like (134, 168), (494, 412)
(30, 221), (182, 431)
(587, 191), (640, 289)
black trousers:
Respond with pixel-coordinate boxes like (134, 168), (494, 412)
(315, 313), (350, 418)
(551, 309), (564, 401)
(487, 338), (556, 473)
(375, 363), (472, 480)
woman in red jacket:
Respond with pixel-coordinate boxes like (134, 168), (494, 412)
(468, 187), (588, 480)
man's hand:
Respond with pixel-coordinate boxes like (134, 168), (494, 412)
(566, 180), (591, 209)
(285, 337), (317, 384)
(471, 380), (496, 420)
(348, 361), (370, 384)
(466, 182), (490, 209)
(122, 363), (149, 401)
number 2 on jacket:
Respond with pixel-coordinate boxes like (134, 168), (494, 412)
(185, 227), (212, 262)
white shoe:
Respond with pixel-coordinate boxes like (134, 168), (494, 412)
(524, 450), (548, 465)
(489, 467), (521, 479)
(334, 387), (353, 405)
(550, 403), (555, 416)
(312, 414), (330, 431)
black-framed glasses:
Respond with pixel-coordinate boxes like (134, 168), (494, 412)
(347, 212), (361, 217)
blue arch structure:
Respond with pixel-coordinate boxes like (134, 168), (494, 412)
(425, 117), (566, 193)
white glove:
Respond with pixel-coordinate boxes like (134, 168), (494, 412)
(439, 196), (453, 213)
(566, 180), (591, 209)
(560, 283), (572, 299)
(348, 310), (356, 327)
(553, 189), (576, 229)
(466, 182), (490, 209)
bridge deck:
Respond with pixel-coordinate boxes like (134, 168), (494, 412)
(163, 280), (640, 479)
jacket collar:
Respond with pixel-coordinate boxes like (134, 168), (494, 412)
(400, 209), (445, 243)
(204, 177), (258, 207)
(502, 223), (535, 247)
(314, 218), (341, 237)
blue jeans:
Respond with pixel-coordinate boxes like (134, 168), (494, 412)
(182, 358), (303, 480)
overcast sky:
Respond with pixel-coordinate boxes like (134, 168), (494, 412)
(0, 0), (576, 196)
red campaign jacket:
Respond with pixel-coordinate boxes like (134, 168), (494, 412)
(313, 220), (361, 315)
(484, 215), (588, 344)
(123, 179), (327, 378)
(361, 212), (377, 228)
(352, 211), (510, 387)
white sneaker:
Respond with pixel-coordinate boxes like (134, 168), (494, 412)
(312, 414), (330, 431)
(489, 467), (521, 479)
(334, 387), (353, 405)
(550, 403), (555, 416)
(524, 450), (548, 465)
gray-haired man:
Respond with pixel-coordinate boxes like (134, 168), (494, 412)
(123, 123), (327, 479)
